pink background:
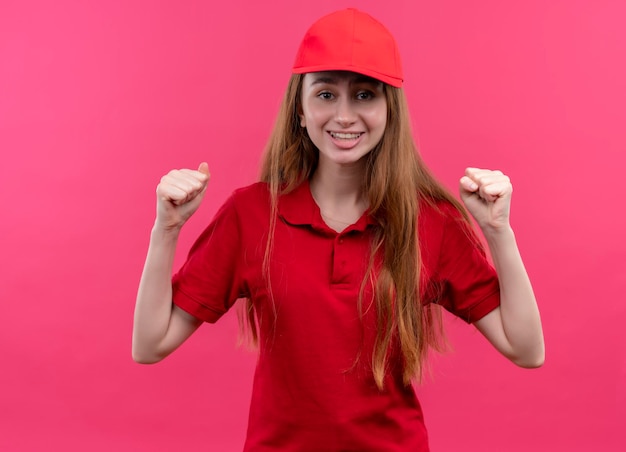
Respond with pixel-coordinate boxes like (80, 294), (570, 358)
(1, 0), (624, 450)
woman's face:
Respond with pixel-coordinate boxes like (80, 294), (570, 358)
(299, 71), (387, 168)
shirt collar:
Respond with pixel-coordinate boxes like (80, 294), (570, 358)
(277, 180), (376, 233)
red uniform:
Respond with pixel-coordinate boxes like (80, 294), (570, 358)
(172, 181), (500, 451)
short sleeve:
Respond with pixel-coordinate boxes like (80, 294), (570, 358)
(434, 207), (500, 323)
(172, 194), (245, 323)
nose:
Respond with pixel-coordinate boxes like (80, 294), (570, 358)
(334, 97), (357, 127)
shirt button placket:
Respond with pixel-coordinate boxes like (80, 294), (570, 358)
(332, 234), (349, 285)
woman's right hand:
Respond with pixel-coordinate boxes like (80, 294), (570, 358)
(154, 162), (210, 231)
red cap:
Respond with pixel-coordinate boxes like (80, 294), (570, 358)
(292, 8), (404, 88)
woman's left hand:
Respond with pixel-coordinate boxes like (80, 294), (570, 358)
(459, 167), (512, 232)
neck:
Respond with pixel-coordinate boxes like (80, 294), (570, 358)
(310, 160), (366, 207)
(309, 160), (368, 232)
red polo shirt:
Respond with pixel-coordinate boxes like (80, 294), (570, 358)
(172, 181), (500, 451)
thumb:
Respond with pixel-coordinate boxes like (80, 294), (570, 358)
(198, 161), (210, 176)
(459, 176), (479, 195)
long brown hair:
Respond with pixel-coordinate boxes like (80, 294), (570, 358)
(247, 73), (472, 389)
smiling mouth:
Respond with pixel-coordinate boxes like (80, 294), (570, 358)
(329, 132), (363, 140)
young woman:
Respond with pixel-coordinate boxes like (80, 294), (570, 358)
(133, 8), (544, 451)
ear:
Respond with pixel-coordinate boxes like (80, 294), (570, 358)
(297, 106), (306, 128)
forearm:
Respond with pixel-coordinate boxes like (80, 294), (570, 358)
(484, 227), (545, 366)
(132, 225), (181, 362)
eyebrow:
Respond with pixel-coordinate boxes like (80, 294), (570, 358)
(310, 74), (380, 86)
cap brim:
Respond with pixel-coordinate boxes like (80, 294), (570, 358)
(292, 64), (403, 88)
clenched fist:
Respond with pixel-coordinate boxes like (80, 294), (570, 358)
(155, 162), (210, 231)
(459, 167), (513, 232)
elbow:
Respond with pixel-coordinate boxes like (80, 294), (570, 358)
(516, 356), (545, 369)
(512, 347), (545, 369)
(132, 351), (162, 365)
(131, 341), (165, 365)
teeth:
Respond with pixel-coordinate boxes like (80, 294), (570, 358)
(331, 132), (362, 140)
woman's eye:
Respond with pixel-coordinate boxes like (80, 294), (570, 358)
(356, 91), (374, 100)
(318, 92), (334, 100)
